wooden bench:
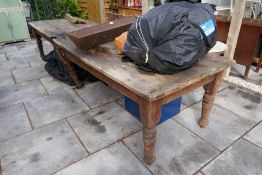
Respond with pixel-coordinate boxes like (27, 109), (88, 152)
(53, 36), (233, 165)
(29, 19), (96, 57)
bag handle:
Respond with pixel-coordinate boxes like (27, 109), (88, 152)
(190, 22), (211, 49)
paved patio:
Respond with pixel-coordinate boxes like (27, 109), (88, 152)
(0, 40), (261, 175)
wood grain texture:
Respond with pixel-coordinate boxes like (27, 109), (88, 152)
(53, 37), (234, 101)
(67, 17), (136, 50)
(255, 52), (262, 72)
(139, 99), (161, 164)
(33, 29), (44, 58)
(29, 19), (96, 39)
(29, 19), (96, 57)
(223, 0), (247, 76)
(199, 71), (224, 128)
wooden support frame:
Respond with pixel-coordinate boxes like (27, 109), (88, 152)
(142, 0), (150, 14)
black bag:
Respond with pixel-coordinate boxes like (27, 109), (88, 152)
(123, 1), (217, 74)
(44, 50), (98, 86)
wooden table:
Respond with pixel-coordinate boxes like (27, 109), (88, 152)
(216, 15), (262, 78)
(53, 36), (233, 165)
(29, 19), (96, 57)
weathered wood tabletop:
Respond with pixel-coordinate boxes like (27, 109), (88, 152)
(54, 36), (233, 100)
(29, 19), (96, 57)
(53, 36), (234, 165)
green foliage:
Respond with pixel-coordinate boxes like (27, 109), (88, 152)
(28, 0), (86, 21)
(63, 0), (86, 19)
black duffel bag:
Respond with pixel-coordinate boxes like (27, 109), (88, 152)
(122, 1), (217, 74)
(44, 50), (98, 86)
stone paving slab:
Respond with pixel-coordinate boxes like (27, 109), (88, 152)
(43, 46), (54, 55)
(182, 87), (204, 107)
(6, 50), (39, 60)
(215, 87), (262, 122)
(0, 70), (15, 88)
(182, 82), (228, 106)
(25, 55), (46, 67)
(231, 64), (262, 83)
(0, 54), (7, 62)
(0, 104), (31, 142)
(0, 45), (19, 54)
(67, 102), (142, 153)
(40, 76), (74, 94)
(0, 80), (47, 108)
(181, 104), (188, 110)
(12, 66), (49, 83)
(244, 123), (262, 148)
(195, 172), (203, 175)
(76, 81), (123, 108)
(202, 139), (262, 175)
(0, 120), (87, 175)
(124, 119), (219, 175)
(54, 142), (151, 175)
(116, 98), (124, 107)
(43, 40), (53, 46)
(25, 89), (89, 128)
(16, 42), (37, 50)
(0, 57), (30, 71)
(175, 103), (256, 150)
(17, 44), (38, 52)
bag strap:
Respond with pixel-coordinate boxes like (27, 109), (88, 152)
(190, 22), (211, 49)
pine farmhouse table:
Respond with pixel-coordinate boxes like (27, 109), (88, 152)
(28, 19), (96, 57)
(53, 36), (234, 165)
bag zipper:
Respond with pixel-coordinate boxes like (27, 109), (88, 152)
(135, 17), (149, 63)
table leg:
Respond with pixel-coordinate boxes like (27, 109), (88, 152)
(243, 65), (251, 79)
(33, 30), (44, 58)
(255, 53), (262, 73)
(199, 71), (224, 128)
(55, 47), (83, 88)
(139, 100), (161, 165)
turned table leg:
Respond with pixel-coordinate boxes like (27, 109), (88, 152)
(55, 47), (83, 88)
(255, 52), (262, 73)
(199, 71), (224, 128)
(33, 30), (45, 58)
(243, 65), (251, 79)
(139, 99), (161, 165)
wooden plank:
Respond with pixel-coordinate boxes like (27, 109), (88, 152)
(29, 19), (96, 39)
(142, 0), (149, 14)
(224, 0), (247, 76)
(67, 16), (136, 50)
(84, 0), (101, 23)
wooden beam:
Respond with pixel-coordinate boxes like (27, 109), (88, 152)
(224, 0), (247, 76)
(142, 0), (149, 14)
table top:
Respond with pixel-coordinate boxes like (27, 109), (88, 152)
(54, 36), (234, 101)
(29, 19), (96, 39)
